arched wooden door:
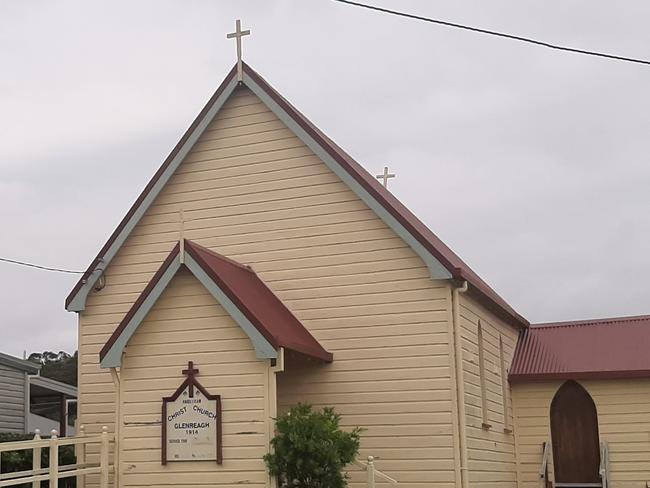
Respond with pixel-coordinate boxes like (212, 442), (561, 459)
(550, 381), (601, 484)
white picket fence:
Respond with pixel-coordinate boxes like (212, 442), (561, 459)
(1, 427), (389, 488)
(0, 426), (113, 488)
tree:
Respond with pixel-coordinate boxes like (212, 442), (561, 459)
(264, 404), (362, 488)
(28, 351), (77, 386)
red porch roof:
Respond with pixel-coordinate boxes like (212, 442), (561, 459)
(184, 240), (332, 362)
(100, 239), (332, 364)
(509, 315), (650, 382)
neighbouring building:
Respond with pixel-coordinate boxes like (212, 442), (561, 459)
(510, 316), (650, 488)
(64, 58), (650, 488)
(0, 352), (78, 436)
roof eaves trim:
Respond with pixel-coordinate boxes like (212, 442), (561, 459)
(66, 72), (240, 312)
(30, 375), (78, 397)
(183, 252), (278, 360)
(99, 248), (277, 368)
(0, 352), (40, 374)
(509, 369), (650, 383)
(241, 71), (452, 281)
(66, 65), (453, 313)
(100, 254), (182, 368)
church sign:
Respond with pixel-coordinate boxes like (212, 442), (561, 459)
(162, 362), (222, 464)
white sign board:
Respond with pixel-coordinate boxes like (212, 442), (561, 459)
(162, 365), (222, 464)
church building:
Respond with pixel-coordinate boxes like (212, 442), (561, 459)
(65, 25), (650, 488)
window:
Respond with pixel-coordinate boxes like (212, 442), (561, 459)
(477, 320), (491, 429)
(499, 335), (512, 433)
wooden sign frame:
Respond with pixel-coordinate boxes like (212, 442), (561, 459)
(161, 363), (222, 465)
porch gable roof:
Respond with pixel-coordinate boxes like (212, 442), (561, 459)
(99, 239), (333, 368)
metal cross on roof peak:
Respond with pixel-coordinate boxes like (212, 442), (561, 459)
(226, 19), (251, 82)
(376, 166), (395, 188)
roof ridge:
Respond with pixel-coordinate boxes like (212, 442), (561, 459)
(184, 239), (254, 274)
(532, 314), (650, 329)
(66, 60), (527, 330)
(242, 62), (528, 329)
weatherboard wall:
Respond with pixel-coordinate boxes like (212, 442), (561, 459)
(0, 363), (27, 433)
(77, 86), (457, 487)
(119, 268), (270, 487)
(458, 293), (519, 488)
(512, 379), (650, 488)
(277, 282), (456, 488)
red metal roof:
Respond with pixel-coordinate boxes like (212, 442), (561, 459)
(243, 64), (528, 330)
(99, 240), (332, 363)
(509, 315), (650, 382)
(66, 61), (528, 330)
(184, 240), (333, 362)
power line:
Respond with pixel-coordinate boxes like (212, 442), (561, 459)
(332, 0), (650, 66)
(0, 257), (85, 274)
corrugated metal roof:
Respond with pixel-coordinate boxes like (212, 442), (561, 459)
(185, 240), (333, 362)
(509, 315), (650, 382)
(100, 240), (333, 364)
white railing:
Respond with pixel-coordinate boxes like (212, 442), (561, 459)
(0, 425), (114, 488)
(599, 441), (609, 488)
(353, 456), (397, 487)
(539, 441), (550, 488)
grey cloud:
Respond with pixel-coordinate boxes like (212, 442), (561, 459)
(1, 0), (649, 356)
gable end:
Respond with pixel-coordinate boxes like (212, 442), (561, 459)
(66, 62), (527, 330)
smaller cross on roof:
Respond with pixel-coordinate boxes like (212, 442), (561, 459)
(227, 19), (251, 82)
(376, 166), (395, 188)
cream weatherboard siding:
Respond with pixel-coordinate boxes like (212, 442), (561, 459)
(278, 281), (456, 488)
(119, 268), (270, 488)
(513, 379), (650, 488)
(511, 382), (557, 488)
(457, 294), (519, 488)
(0, 363), (27, 433)
(77, 86), (456, 487)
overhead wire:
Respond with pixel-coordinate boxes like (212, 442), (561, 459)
(332, 0), (650, 66)
(0, 257), (85, 274)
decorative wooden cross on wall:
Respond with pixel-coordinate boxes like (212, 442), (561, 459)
(176, 209), (197, 263)
(182, 361), (200, 397)
(376, 166), (396, 188)
(178, 209), (186, 262)
(227, 19), (251, 82)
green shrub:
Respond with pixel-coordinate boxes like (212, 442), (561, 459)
(0, 433), (76, 488)
(264, 404), (362, 488)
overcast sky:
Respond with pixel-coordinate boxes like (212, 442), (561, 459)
(1, 0), (649, 357)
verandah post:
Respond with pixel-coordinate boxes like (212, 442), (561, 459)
(367, 456), (375, 488)
(76, 425), (86, 488)
(32, 429), (42, 488)
(100, 426), (109, 488)
(49, 430), (59, 488)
